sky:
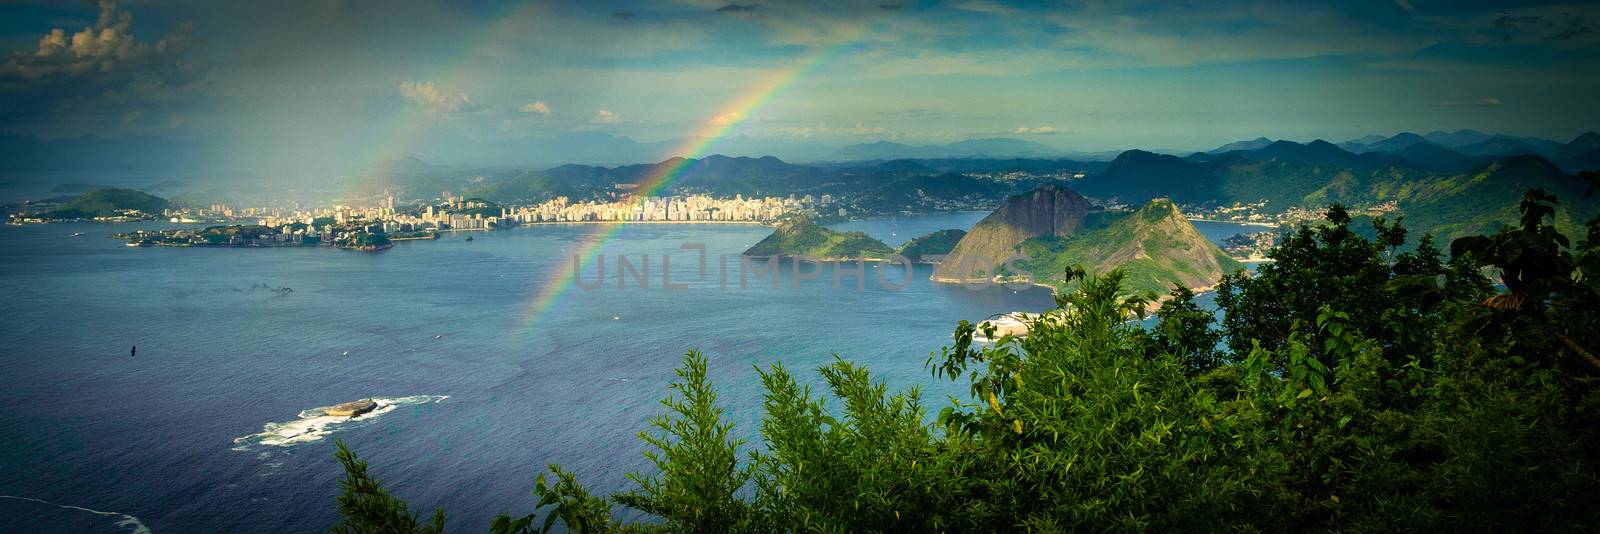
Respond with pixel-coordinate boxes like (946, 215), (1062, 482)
(1, 0), (1598, 169)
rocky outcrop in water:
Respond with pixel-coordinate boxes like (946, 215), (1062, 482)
(326, 399), (377, 417)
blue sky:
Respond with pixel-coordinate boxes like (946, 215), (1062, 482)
(1, 0), (1597, 166)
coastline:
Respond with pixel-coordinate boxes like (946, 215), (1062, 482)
(519, 220), (772, 227)
(1186, 218), (1278, 227)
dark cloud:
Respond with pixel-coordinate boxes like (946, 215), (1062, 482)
(1546, 18), (1591, 41)
(0, 0), (204, 126)
(1490, 11), (1596, 43)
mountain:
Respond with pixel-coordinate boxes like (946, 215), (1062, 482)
(1345, 132), (1428, 153)
(1388, 142), (1492, 172)
(1560, 147), (1600, 174)
(895, 229), (966, 263)
(1012, 199), (1244, 295)
(1422, 129), (1494, 148)
(1075, 149), (1217, 203)
(1455, 136), (1544, 157)
(932, 184), (1091, 281)
(852, 173), (1011, 212)
(1079, 141), (1407, 205)
(1209, 137), (1275, 153)
(1556, 132), (1600, 160)
(742, 214), (893, 259)
(1380, 155), (1593, 238)
(31, 188), (170, 219)
(1248, 139), (1402, 169)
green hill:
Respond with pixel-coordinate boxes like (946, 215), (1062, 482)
(42, 188), (168, 219)
(1011, 199), (1244, 295)
(895, 229), (965, 262)
(742, 215), (893, 259)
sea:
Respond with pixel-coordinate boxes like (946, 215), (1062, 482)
(0, 211), (1258, 532)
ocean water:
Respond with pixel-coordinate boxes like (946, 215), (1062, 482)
(0, 213), (1087, 532)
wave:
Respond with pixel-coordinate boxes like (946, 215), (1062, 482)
(0, 495), (150, 534)
(232, 395), (448, 450)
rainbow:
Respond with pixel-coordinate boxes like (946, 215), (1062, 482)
(515, 13), (895, 333)
(338, 2), (544, 198)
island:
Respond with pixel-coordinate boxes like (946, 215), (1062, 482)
(6, 188), (168, 223)
(895, 229), (966, 263)
(742, 214), (894, 260)
(114, 223), (416, 252)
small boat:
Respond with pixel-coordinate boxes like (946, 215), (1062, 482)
(71, 232), (85, 237)
(465, 235), (474, 241)
(341, 351), (350, 357)
(434, 334), (443, 339)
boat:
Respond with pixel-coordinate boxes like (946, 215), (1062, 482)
(71, 232), (85, 237)
(325, 399), (378, 417)
(465, 235), (474, 241)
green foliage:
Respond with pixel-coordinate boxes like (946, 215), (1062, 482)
(1152, 284), (1226, 375)
(894, 229), (965, 262)
(613, 351), (751, 530)
(332, 189), (1600, 532)
(332, 440), (446, 534)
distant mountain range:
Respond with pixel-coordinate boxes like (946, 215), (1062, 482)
(1199, 130), (1598, 174)
(1079, 138), (1598, 239)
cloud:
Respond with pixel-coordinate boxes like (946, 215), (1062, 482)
(1439, 97), (1502, 108)
(0, 0), (202, 126)
(954, 1), (1021, 16)
(1013, 126), (1062, 135)
(706, 111), (744, 126)
(849, 122), (886, 136)
(399, 80), (471, 113)
(594, 109), (622, 123)
(520, 101), (552, 115)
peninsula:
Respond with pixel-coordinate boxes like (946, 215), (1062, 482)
(935, 184), (1243, 296)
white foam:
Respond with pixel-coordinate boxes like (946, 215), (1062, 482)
(232, 395), (448, 450)
(0, 495), (150, 534)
